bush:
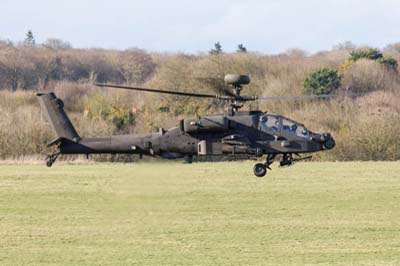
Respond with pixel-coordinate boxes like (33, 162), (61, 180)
(377, 56), (398, 70)
(330, 114), (400, 161)
(0, 104), (52, 158)
(341, 48), (398, 72)
(341, 59), (397, 92)
(349, 48), (383, 61)
(303, 68), (341, 95)
(84, 93), (134, 133)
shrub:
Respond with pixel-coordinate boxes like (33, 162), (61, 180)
(341, 59), (397, 92)
(377, 56), (398, 70)
(109, 105), (134, 132)
(84, 93), (134, 133)
(0, 103), (53, 158)
(341, 48), (398, 72)
(54, 82), (90, 112)
(303, 68), (341, 95)
(331, 114), (400, 161)
(349, 48), (383, 61)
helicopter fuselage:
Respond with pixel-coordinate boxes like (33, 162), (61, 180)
(38, 83), (336, 177)
(59, 111), (333, 160)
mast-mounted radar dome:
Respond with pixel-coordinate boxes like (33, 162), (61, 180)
(224, 74), (251, 87)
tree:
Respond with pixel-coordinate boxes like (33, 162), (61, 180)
(0, 47), (37, 91)
(285, 48), (307, 57)
(303, 68), (341, 95)
(47, 57), (63, 82)
(0, 39), (13, 47)
(24, 30), (35, 46)
(384, 42), (400, 54)
(108, 49), (156, 85)
(43, 38), (72, 49)
(333, 41), (356, 51)
(237, 44), (247, 53)
(209, 42), (222, 55)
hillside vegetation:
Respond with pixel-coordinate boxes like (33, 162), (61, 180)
(0, 40), (399, 160)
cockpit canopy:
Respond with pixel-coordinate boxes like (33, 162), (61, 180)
(259, 114), (310, 138)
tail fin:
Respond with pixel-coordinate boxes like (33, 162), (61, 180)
(37, 92), (80, 142)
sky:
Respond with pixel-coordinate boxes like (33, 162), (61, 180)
(1, 0), (400, 54)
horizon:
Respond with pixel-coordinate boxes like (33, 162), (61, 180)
(1, 35), (394, 56)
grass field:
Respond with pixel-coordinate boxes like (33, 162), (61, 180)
(0, 161), (400, 266)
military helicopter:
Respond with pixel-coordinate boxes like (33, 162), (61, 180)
(37, 74), (337, 177)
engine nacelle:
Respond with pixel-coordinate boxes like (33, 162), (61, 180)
(197, 140), (263, 157)
(181, 116), (229, 134)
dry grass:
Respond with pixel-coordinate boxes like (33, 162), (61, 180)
(342, 59), (399, 92)
(0, 46), (400, 160)
(0, 91), (114, 159)
(1, 88), (400, 161)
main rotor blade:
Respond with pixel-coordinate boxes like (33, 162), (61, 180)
(194, 77), (236, 97)
(256, 92), (366, 101)
(95, 83), (219, 99)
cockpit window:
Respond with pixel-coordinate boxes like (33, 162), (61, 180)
(282, 118), (309, 138)
(296, 125), (310, 138)
(260, 115), (280, 133)
(260, 115), (310, 138)
(282, 119), (296, 134)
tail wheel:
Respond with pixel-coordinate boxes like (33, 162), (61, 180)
(46, 159), (53, 167)
(253, 163), (267, 177)
(45, 152), (60, 167)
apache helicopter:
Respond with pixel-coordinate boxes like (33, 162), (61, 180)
(37, 74), (336, 177)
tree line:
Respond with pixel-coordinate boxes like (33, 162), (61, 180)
(1, 33), (400, 161)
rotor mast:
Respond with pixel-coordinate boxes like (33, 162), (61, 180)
(223, 74), (251, 112)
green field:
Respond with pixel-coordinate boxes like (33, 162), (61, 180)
(1, 162), (400, 266)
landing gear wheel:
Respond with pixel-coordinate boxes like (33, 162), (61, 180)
(46, 159), (53, 167)
(45, 152), (60, 168)
(253, 163), (267, 177)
